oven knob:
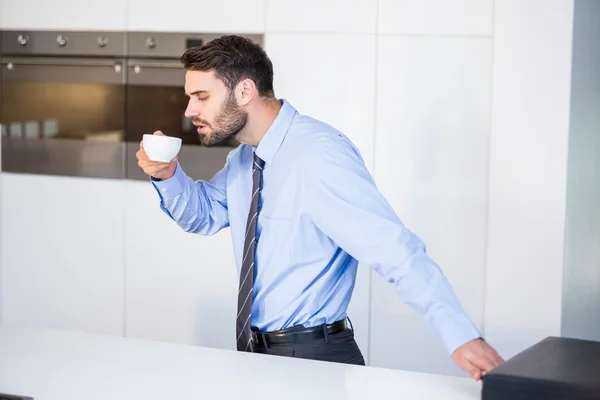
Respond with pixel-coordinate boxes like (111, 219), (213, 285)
(146, 37), (157, 49)
(56, 35), (68, 47)
(113, 64), (122, 73)
(17, 34), (28, 46)
(6, 62), (14, 71)
(97, 36), (109, 48)
(133, 65), (141, 74)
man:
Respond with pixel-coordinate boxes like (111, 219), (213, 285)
(136, 35), (504, 380)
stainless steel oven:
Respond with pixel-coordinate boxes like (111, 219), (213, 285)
(124, 32), (263, 181)
(0, 30), (263, 180)
(0, 31), (126, 178)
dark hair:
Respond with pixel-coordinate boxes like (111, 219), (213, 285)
(180, 35), (274, 98)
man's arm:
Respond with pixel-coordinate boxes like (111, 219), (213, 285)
(303, 137), (502, 378)
(152, 160), (230, 236)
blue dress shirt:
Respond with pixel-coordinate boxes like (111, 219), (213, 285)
(152, 99), (481, 354)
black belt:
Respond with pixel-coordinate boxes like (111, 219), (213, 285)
(251, 319), (349, 346)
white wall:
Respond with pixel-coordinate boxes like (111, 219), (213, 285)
(483, 0), (574, 360)
(0, 0), (578, 377)
(561, 0), (600, 342)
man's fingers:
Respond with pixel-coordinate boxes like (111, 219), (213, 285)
(460, 358), (482, 381)
(140, 162), (169, 174)
(489, 351), (504, 368)
(136, 148), (148, 161)
(153, 130), (165, 136)
(465, 349), (496, 373)
(138, 159), (169, 171)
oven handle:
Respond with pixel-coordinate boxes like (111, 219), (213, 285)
(127, 59), (182, 69)
(126, 59), (184, 87)
(1, 56), (126, 84)
(1, 57), (123, 68)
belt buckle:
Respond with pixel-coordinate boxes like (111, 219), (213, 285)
(251, 330), (258, 343)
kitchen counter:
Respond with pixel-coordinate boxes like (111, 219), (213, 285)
(0, 324), (481, 400)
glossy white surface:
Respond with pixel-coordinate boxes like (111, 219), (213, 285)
(266, 0), (377, 33)
(484, 0), (573, 359)
(378, 0), (493, 36)
(0, 324), (481, 400)
(1, 0), (126, 30)
(0, 173), (125, 336)
(265, 33), (376, 172)
(370, 36), (491, 376)
(124, 180), (238, 349)
(127, 0), (265, 32)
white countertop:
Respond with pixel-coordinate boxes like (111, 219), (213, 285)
(0, 324), (482, 400)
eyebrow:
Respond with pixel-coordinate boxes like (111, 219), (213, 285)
(186, 90), (209, 97)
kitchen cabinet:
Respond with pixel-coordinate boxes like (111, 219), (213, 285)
(378, 0), (493, 36)
(0, 173), (125, 335)
(369, 36), (492, 376)
(123, 180), (239, 349)
(1, 0), (126, 30)
(127, 0), (265, 33)
(483, 0), (574, 361)
(265, 0), (376, 33)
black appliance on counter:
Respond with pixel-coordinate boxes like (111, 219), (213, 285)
(0, 30), (263, 180)
(481, 335), (600, 399)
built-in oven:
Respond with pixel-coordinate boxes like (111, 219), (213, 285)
(0, 30), (263, 180)
(0, 31), (126, 178)
(124, 32), (263, 181)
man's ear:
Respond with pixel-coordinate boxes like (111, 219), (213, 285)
(237, 78), (257, 106)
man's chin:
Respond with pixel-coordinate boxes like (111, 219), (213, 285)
(198, 133), (235, 147)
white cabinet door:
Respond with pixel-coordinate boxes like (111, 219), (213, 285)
(1, 173), (125, 336)
(484, 0), (573, 360)
(378, 0), (493, 36)
(264, 33), (377, 362)
(265, 0), (376, 33)
(370, 36), (492, 376)
(127, 0), (265, 33)
(123, 179), (239, 349)
(1, 0), (126, 30)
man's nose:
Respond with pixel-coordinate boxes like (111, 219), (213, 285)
(185, 101), (200, 118)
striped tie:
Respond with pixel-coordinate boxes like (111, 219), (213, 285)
(236, 153), (265, 352)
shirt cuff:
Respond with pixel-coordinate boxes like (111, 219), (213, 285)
(151, 162), (188, 199)
(437, 312), (482, 355)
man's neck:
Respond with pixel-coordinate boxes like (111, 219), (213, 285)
(239, 98), (282, 147)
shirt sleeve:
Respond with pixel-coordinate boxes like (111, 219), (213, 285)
(303, 139), (481, 354)
(151, 159), (230, 236)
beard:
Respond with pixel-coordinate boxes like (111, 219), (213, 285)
(195, 91), (248, 147)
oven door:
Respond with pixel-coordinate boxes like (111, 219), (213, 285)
(0, 56), (126, 178)
(125, 59), (237, 181)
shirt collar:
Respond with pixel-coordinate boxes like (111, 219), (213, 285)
(254, 99), (296, 166)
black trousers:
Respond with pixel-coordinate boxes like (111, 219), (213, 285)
(253, 327), (365, 366)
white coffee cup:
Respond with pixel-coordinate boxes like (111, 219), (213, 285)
(143, 134), (182, 163)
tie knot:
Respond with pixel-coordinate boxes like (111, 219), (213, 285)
(253, 153), (265, 170)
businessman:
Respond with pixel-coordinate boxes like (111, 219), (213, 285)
(136, 35), (504, 380)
